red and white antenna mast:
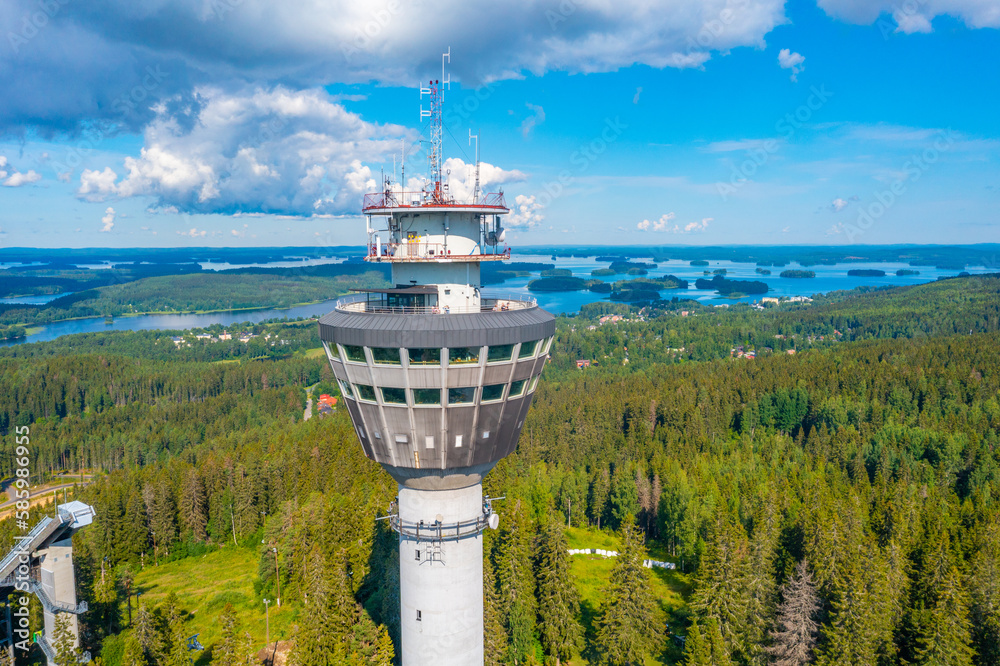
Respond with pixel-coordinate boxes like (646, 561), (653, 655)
(420, 48), (450, 203)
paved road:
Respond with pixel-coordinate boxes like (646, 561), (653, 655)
(303, 383), (319, 421)
(0, 477), (94, 513)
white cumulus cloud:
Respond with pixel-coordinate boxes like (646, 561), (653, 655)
(78, 167), (120, 201)
(178, 228), (207, 238)
(507, 194), (544, 229)
(0, 156), (42, 187)
(778, 49), (805, 82)
(100, 207), (116, 233)
(638, 213), (711, 233)
(78, 86), (412, 216)
(816, 0), (1000, 32)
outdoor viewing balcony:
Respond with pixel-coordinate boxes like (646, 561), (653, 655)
(334, 292), (537, 315)
(366, 241), (510, 262)
(362, 190), (508, 212)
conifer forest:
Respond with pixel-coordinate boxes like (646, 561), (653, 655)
(2, 275), (1000, 665)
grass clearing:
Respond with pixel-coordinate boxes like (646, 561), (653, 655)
(565, 526), (691, 664)
(133, 546), (298, 665)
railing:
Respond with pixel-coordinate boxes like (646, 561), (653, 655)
(363, 190), (508, 211)
(391, 514), (492, 542)
(34, 633), (89, 664)
(36, 634), (54, 663)
(334, 293), (537, 315)
(367, 242), (510, 262)
(29, 579), (88, 614)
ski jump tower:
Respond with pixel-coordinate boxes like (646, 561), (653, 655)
(318, 51), (555, 664)
(0, 500), (96, 665)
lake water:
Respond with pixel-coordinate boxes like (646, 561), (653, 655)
(1, 252), (991, 346)
(497, 253), (994, 315)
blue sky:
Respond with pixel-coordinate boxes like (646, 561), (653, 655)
(0, 0), (997, 249)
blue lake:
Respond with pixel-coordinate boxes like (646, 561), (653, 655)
(1, 253), (991, 346)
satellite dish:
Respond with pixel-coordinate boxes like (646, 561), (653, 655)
(496, 228), (506, 243)
(435, 514), (444, 523)
(488, 513), (500, 530)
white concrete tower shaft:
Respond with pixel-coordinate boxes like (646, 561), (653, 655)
(398, 483), (484, 665)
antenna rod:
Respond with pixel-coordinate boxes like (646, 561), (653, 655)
(469, 129), (480, 204)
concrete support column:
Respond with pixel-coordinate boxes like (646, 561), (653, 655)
(398, 483), (484, 666)
(38, 537), (80, 656)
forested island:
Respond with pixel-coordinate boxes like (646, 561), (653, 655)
(779, 269), (817, 278)
(695, 274), (769, 295)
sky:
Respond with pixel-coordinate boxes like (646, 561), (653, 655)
(0, 0), (997, 250)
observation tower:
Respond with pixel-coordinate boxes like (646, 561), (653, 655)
(318, 51), (555, 664)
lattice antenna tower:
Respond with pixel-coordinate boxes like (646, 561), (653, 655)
(420, 48), (450, 203)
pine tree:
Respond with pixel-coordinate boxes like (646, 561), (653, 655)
(914, 566), (975, 666)
(767, 560), (820, 666)
(595, 515), (659, 665)
(52, 614), (78, 666)
(484, 548), (510, 666)
(535, 516), (583, 664)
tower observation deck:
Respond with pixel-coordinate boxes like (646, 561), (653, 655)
(318, 51), (555, 665)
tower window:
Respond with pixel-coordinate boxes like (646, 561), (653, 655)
(448, 347), (481, 365)
(371, 347), (402, 365)
(416, 610), (422, 622)
(448, 387), (476, 404)
(413, 388), (442, 405)
(518, 340), (539, 359)
(355, 384), (377, 402)
(487, 344), (514, 363)
(415, 550), (421, 561)
(342, 344), (367, 363)
(481, 384), (505, 402)
(381, 387), (407, 404)
(509, 379), (527, 397)
(408, 348), (441, 366)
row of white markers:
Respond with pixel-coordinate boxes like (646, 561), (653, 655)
(566, 548), (676, 570)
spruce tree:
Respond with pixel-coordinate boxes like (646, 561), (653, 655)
(914, 566), (975, 666)
(484, 549), (510, 666)
(214, 603), (241, 666)
(767, 560), (820, 666)
(690, 511), (750, 663)
(969, 521), (1000, 666)
(289, 546), (346, 666)
(52, 614), (78, 666)
(122, 634), (148, 666)
(682, 621), (712, 666)
(495, 499), (537, 663)
(162, 593), (190, 666)
(180, 468), (207, 541)
(535, 516), (583, 664)
(595, 515), (659, 665)
(132, 602), (162, 664)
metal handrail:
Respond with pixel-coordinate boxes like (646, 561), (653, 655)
(363, 190), (508, 211)
(334, 293), (536, 315)
(391, 513), (493, 542)
(367, 242), (510, 262)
